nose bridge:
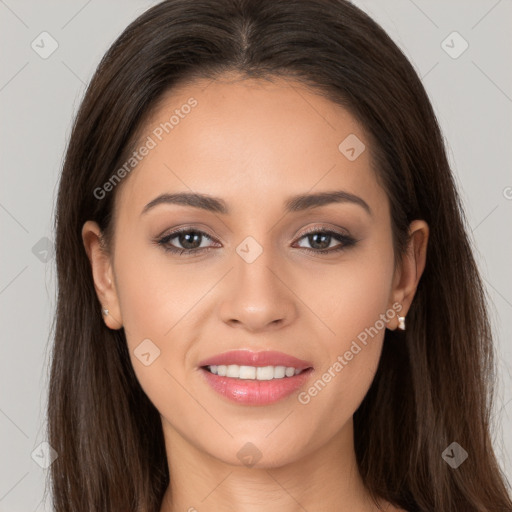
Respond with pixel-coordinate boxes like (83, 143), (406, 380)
(218, 232), (297, 330)
(235, 236), (280, 298)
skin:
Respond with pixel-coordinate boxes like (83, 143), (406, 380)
(82, 73), (428, 512)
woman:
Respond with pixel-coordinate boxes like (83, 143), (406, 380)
(48, 0), (512, 510)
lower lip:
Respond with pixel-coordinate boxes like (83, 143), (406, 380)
(199, 367), (314, 405)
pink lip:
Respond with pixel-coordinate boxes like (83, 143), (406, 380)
(197, 349), (313, 370)
(199, 368), (314, 405)
(197, 350), (314, 406)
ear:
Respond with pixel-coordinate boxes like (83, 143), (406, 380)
(387, 219), (429, 330)
(81, 220), (123, 330)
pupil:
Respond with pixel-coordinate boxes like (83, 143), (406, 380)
(180, 232), (201, 249)
(310, 233), (330, 250)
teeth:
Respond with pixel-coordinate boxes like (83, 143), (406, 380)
(207, 364), (305, 380)
(239, 365), (256, 379)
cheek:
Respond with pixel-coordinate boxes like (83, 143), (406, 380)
(113, 233), (204, 343)
(297, 232), (395, 415)
(313, 234), (395, 350)
(112, 240), (198, 420)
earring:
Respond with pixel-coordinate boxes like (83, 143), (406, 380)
(102, 307), (109, 316)
(397, 315), (406, 331)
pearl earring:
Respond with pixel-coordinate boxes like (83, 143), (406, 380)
(397, 315), (406, 331)
(102, 307), (109, 316)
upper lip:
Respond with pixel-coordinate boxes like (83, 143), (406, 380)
(198, 350), (313, 370)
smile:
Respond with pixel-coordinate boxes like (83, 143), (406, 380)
(205, 364), (305, 380)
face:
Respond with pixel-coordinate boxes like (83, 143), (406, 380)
(84, 73), (425, 469)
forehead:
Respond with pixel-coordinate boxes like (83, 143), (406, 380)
(114, 75), (386, 221)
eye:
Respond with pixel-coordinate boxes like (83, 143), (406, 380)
(157, 227), (219, 256)
(293, 226), (357, 254)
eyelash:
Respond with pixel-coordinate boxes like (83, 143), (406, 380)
(156, 226), (357, 257)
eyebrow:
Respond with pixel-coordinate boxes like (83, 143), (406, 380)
(140, 190), (372, 217)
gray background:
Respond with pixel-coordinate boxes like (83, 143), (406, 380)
(1, 0), (511, 510)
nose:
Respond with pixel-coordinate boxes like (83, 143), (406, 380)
(218, 244), (298, 332)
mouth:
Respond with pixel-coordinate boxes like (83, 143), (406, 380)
(197, 350), (314, 405)
(199, 365), (314, 405)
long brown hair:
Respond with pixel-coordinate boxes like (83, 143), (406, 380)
(48, 0), (512, 510)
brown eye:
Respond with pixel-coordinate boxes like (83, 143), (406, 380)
(157, 228), (219, 256)
(294, 228), (357, 254)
